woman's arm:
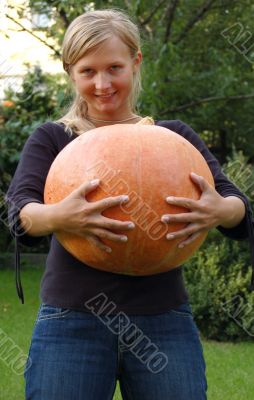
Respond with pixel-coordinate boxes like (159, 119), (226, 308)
(161, 171), (247, 247)
(19, 202), (58, 236)
(219, 196), (245, 229)
(158, 119), (252, 240)
(5, 122), (63, 246)
(18, 179), (135, 253)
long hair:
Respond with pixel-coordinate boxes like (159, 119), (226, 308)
(56, 9), (142, 136)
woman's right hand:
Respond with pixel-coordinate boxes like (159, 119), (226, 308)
(52, 179), (135, 253)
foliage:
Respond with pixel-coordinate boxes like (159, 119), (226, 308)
(0, 65), (69, 186)
(14, 0), (254, 162)
(184, 152), (254, 341)
(184, 235), (254, 341)
(0, 65), (70, 251)
(223, 148), (254, 206)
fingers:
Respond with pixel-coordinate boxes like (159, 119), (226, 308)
(86, 234), (112, 253)
(92, 216), (135, 231)
(161, 212), (195, 224)
(77, 180), (131, 214)
(190, 172), (213, 192)
(92, 228), (129, 243)
(93, 194), (130, 212)
(76, 179), (100, 198)
(177, 231), (202, 248)
(165, 223), (203, 241)
(86, 226), (131, 254)
(165, 196), (199, 209)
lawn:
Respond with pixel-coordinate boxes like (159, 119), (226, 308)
(0, 267), (253, 400)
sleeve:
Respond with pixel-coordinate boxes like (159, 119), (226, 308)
(5, 122), (64, 304)
(160, 119), (254, 291)
(5, 122), (60, 247)
(161, 119), (252, 240)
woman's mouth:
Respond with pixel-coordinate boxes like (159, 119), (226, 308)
(95, 92), (117, 99)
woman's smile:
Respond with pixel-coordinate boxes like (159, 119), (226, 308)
(94, 91), (117, 100)
(70, 36), (142, 120)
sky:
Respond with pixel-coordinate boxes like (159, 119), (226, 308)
(0, 0), (62, 99)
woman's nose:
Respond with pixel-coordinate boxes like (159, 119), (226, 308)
(94, 72), (111, 90)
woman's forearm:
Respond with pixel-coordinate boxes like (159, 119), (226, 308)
(219, 196), (246, 229)
(19, 195), (246, 238)
(19, 202), (59, 236)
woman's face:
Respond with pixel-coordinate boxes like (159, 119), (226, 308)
(70, 36), (142, 120)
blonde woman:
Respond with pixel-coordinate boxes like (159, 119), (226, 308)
(6, 9), (253, 400)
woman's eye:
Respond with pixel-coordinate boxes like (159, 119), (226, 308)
(81, 69), (93, 76)
(110, 65), (121, 71)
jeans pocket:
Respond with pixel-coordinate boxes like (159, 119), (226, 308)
(37, 303), (72, 321)
(170, 302), (193, 318)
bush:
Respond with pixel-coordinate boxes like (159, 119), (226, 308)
(184, 151), (254, 341)
(0, 65), (70, 182)
(184, 235), (254, 341)
(0, 65), (70, 252)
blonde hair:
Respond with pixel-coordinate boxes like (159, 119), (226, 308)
(56, 9), (142, 136)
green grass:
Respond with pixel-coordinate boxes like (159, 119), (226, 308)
(0, 268), (253, 400)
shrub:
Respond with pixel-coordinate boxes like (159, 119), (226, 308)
(184, 151), (254, 341)
(0, 65), (70, 252)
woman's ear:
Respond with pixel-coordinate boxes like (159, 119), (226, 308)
(133, 51), (142, 72)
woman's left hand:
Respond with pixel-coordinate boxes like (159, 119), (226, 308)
(161, 172), (231, 248)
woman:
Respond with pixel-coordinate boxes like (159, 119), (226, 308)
(6, 9), (253, 400)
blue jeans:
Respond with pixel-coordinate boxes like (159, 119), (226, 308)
(24, 302), (207, 399)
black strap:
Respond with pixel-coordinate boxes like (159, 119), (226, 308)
(15, 236), (24, 304)
(246, 202), (254, 292)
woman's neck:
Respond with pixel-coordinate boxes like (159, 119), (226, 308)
(87, 113), (142, 126)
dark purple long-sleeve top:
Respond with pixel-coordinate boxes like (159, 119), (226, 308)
(5, 119), (254, 312)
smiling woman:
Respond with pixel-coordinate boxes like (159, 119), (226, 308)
(57, 10), (143, 134)
(5, 7), (254, 400)
(69, 35), (142, 123)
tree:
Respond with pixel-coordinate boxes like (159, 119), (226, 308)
(4, 0), (253, 162)
(0, 66), (69, 250)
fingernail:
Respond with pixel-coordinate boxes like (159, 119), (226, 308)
(105, 247), (112, 253)
(121, 236), (128, 242)
(161, 216), (170, 223)
(166, 197), (174, 202)
(166, 234), (174, 239)
(121, 195), (129, 203)
(128, 222), (135, 228)
(91, 179), (100, 185)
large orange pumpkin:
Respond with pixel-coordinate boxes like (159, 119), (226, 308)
(44, 123), (214, 275)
